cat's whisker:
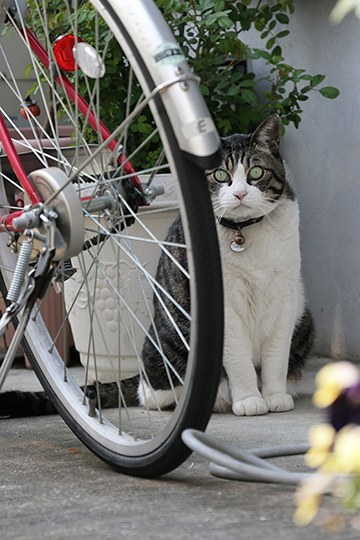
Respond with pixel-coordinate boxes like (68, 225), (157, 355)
(212, 204), (225, 214)
(212, 199), (227, 214)
(211, 196), (221, 208)
(218, 207), (228, 221)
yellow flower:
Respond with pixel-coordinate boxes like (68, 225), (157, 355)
(313, 362), (359, 408)
(332, 426), (360, 474)
(294, 490), (321, 526)
(294, 474), (332, 526)
(305, 423), (335, 468)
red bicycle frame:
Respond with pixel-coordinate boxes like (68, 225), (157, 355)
(0, 25), (141, 233)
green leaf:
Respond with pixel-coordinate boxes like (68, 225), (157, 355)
(301, 85), (312, 94)
(276, 30), (290, 39)
(269, 20), (276, 31)
(241, 89), (258, 105)
(300, 74), (313, 81)
(200, 84), (210, 95)
(214, 0), (225, 10)
(310, 74), (326, 87)
(272, 45), (282, 58)
(238, 79), (256, 88)
(276, 13), (289, 24)
(266, 37), (276, 50)
(319, 86), (340, 99)
(227, 85), (239, 96)
(219, 17), (233, 29)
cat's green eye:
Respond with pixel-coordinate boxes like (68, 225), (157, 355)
(214, 168), (231, 183)
(248, 166), (264, 180)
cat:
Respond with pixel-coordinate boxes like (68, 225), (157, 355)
(0, 115), (314, 418)
(139, 114), (314, 416)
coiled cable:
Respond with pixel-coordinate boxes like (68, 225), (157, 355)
(182, 429), (311, 485)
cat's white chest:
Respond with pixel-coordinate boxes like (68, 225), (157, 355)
(219, 201), (300, 277)
(218, 201), (303, 339)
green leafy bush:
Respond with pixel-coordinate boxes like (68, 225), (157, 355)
(25, 0), (339, 166)
(156, 0), (339, 133)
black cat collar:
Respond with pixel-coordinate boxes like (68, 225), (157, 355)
(217, 215), (264, 253)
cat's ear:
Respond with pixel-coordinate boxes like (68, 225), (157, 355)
(250, 115), (280, 149)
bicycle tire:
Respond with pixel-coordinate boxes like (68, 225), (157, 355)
(0, 0), (223, 477)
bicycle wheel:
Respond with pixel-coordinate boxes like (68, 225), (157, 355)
(0, 0), (223, 476)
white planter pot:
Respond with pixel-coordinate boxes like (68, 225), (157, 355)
(64, 174), (178, 383)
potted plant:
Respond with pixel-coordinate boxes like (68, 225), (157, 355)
(26, 0), (339, 139)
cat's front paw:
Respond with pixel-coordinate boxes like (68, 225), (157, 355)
(265, 393), (294, 413)
(232, 396), (268, 416)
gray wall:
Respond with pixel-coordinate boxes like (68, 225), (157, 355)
(250, 1), (360, 360)
(0, 30), (39, 128)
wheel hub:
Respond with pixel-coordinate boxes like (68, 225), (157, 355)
(28, 167), (85, 260)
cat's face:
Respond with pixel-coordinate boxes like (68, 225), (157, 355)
(207, 115), (287, 221)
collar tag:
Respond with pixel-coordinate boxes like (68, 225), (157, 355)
(230, 231), (246, 252)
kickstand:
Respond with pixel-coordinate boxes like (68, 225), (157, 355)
(0, 299), (35, 392)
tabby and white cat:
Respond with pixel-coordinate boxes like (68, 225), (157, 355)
(140, 114), (314, 416)
(0, 115), (314, 418)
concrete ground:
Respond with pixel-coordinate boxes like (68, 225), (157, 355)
(0, 357), (358, 540)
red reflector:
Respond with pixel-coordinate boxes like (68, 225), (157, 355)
(53, 34), (83, 71)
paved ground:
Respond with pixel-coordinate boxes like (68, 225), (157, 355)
(0, 357), (359, 540)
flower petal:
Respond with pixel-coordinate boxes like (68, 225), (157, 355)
(313, 362), (359, 408)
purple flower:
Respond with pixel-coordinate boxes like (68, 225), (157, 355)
(328, 381), (360, 432)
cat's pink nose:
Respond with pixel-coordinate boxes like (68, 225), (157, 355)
(233, 190), (248, 201)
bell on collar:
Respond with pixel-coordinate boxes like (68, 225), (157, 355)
(230, 231), (246, 252)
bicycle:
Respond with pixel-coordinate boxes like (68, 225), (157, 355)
(0, 0), (224, 477)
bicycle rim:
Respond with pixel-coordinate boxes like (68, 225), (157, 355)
(0, 0), (223, 476)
